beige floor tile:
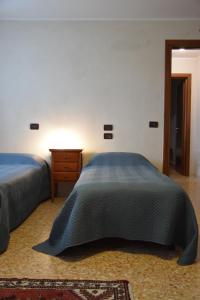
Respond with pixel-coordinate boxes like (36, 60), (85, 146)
(0, 173), (199, 300)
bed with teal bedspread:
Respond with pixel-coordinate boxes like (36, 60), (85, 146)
(0, 153), (50, 254)
(34, 152), (198, 265)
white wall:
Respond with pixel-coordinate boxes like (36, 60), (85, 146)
(197, 57), (200, 176)
(172, 57), (200, 175)
(0, 20), (200, 168)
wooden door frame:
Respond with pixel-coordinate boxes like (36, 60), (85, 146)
(171, 74), (191, 176)
(163, 40), (200, 175)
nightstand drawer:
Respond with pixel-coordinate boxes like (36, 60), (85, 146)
(49, 149), (82, 200)
(53, 172), (79, 182)
(53, 152), (79, 162)
(54, 162), (78, 172)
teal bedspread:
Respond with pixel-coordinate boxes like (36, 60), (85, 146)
(34, 152), (198, 265)
(0, 153), (50, 254)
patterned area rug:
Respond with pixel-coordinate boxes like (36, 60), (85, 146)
(0, 278), (133, 300)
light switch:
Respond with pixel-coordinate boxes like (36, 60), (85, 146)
(149, 121), (158, 128)
(104, 124), (113, 131)
(104, 133), (113, 139)
(30, 123), (39, 130)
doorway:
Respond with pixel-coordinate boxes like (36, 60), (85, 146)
(170, 74), (191, 176)
(163, 40), (200, 176)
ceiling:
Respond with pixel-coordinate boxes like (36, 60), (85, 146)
(0, 0), (200, 20)
(172, 49), (200, 58)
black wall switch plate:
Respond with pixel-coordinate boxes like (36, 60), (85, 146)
(104, 133), (113, 139)
(149, 121), (159, 128)
(104, 124), (113, 131)
(30, 123), (39, 130)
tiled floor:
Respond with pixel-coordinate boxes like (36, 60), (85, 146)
(0, 173), (199, 300)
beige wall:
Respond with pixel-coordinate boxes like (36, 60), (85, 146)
(197, 57), (200, 176)
(0, 20), (200, 168)
(172, 56), (200, 175)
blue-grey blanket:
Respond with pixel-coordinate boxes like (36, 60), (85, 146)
(0, 153), (50, 254)
(34, 152), (198, 265)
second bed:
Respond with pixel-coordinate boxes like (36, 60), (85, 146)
(34, 152), (198, 265)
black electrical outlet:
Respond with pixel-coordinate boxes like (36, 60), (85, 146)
(104, 133), (113, 139)
(149, 121), (159, 128)
(30, 123), (39, 130)
(104, 124), (113, 131)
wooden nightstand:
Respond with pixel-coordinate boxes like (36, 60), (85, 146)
(49, 149), (83, 200)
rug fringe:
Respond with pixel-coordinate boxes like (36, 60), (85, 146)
(128, 283), (135, 300)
